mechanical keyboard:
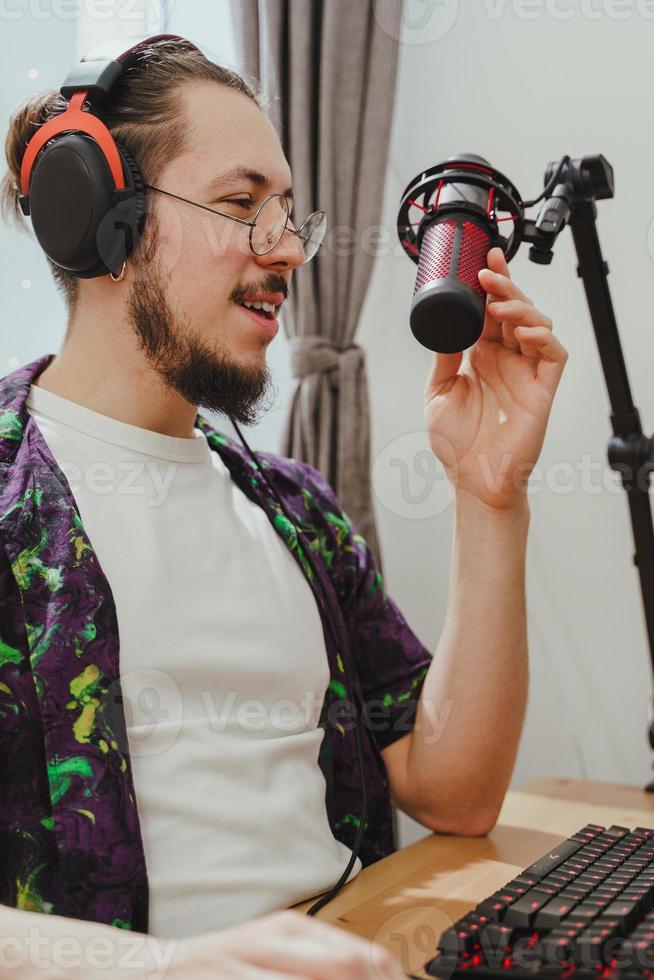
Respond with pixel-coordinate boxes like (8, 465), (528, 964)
(424, 822), (654, 977)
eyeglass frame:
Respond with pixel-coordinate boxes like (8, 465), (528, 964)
(145, 184), (327, 262)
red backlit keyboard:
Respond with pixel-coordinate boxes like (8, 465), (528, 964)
(425, 823), (654, 978)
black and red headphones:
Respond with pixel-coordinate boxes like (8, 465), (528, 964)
(19, 34), (198, 279)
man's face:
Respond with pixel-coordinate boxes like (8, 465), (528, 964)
(127, 81), (305, 425)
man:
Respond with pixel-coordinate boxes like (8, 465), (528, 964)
(0, 35), (567, 980)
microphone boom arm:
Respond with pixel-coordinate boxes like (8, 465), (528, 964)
(525, 171), (654, 788)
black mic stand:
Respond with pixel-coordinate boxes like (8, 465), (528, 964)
(521, 156), (654, 790)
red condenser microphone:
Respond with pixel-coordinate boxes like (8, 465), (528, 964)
(397, 154), (524, 353)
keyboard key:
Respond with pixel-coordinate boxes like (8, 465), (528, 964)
(522, 839), (583, 881)
(594, 859), (621, 872)
(425, 952), (457, 976)
(559, 915), (595, 932)
(476, 896), (509, 921)
(541, 933), (574, 965)
(501, 880), (529, 897)
(602, 899), (641, 932)
(557, 886), (588, 903)
(571, 903), (602, 920)
(504, 889), (551, 928)
(478, 923), (513, 961)
(459, 913), (486, 942)
(438, 926), (474, 956)
(604, 825), (631, 838)
(591, 885), (624, 899)
(545, 872), (573, 887)
(573, 929), (607, 967)
(534, 896), (577, 929)
(592, 915), (621, 938)
(494, 889), (521, 905)
(532, 882), (559, 896)
(585, 896), (611, 911)
(576, 872), (606, 886)
(511, 872), (539, 888)
(572, 824), (605, 841)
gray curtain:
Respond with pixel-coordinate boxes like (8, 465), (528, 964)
(230, 0), (403, 570)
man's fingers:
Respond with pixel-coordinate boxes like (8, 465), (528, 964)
(487, 245), (510, 277)
(425, 350), (464, 398)
(240, 931), (404, 979)
(482, 291), (520, 349)
(478, 268), (534, 306)
(513, 325), (567, 362)
(242, 911), (406, 980)
(486, 299), (552, 330)
(513, 325), (569, 395)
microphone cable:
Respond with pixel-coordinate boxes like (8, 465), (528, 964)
(230, 417), (369, 916)
(522, 154), (571, 208)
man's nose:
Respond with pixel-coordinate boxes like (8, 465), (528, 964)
(255, 224), (306, 271)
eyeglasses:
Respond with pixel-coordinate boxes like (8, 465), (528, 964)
(145, 185), (327, 265)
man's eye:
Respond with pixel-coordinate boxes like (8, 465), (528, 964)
(227, 199), (253, 210)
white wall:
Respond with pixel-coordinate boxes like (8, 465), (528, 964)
(0, 8), (75, 369)
(76, 0), (163, 57)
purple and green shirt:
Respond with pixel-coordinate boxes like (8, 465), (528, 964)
(0, 354), (432, 933)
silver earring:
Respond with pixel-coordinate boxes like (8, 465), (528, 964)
(110, 261), (126, 282)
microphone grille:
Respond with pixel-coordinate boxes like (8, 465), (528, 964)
(414, 217), (490, 300)
(457, 221), (490, 299)
(414, 220), (456, 294)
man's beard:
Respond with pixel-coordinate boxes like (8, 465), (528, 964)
(126, 255), (277, 427)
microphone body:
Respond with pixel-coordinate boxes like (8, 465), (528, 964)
(413, 211), (492, 354)
(397, 155), (523, 353)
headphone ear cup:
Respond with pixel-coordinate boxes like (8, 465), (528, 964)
(28, 132), (147, 279)
(29, 132), (117, 278)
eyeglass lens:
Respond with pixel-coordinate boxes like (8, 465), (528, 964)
(297, 211), (327, 264)
(251, 195), (290, 255)
(251, 195), (326, 264)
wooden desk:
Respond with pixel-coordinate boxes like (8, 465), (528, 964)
(294, 779), (654, 978)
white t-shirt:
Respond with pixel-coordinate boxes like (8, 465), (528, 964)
(26, 383), (361, 938)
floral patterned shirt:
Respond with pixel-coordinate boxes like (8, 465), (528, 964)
(0, 354), (432, 933)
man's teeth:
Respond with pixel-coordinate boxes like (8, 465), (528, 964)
(240, 300), (277, 313)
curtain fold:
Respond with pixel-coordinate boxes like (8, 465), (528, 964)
(230, 0), (403, 568)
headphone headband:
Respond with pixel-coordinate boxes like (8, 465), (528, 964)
(18, 33), (201, 278)
(59, 34), (197, 100)
(20, 34), (200, 205)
